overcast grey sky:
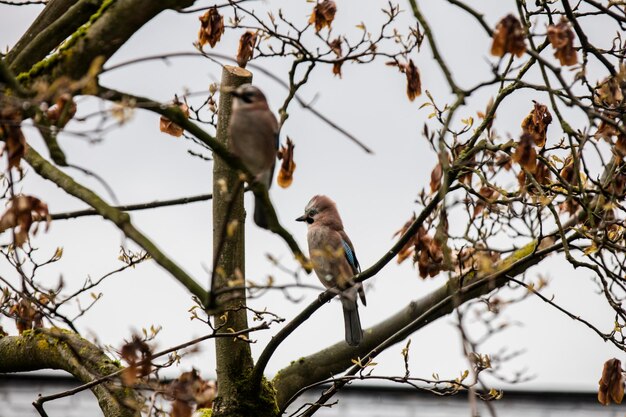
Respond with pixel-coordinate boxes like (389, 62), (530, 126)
(0, 0), (621, 395)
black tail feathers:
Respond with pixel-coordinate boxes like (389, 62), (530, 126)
(254, 195), (269, 229)
(341, 297), (363, 346)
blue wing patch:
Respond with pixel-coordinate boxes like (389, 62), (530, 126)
(342, 240), (360, 274)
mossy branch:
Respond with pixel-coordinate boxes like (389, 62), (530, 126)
(7, 0), (105, 74)
(0, 328), (140, 417)
(23, 145), (208, 303)
(273, 239), (560, 410)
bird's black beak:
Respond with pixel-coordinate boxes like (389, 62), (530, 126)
(295, 214), (307, 222)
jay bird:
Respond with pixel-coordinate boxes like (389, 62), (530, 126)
(229, 84), (279, 228)
(296, 195), (366, 346)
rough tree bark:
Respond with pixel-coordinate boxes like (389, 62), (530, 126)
(0, 329), (140, 417)
(211, 66), (278, 417)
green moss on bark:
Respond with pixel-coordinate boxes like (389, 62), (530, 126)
(16, 0), (115, 83)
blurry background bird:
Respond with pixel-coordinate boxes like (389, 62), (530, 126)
(229, 84), (278, 228)
(296, 195), (366, 346)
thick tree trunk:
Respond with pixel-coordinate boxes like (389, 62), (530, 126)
(211, 65), (277, 417)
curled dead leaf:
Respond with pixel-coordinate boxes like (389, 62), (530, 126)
(0, 195), (51, 247)
(329, 37), (342, 56)
(405, 59), (422, 101)
(430, 162), (442, 194)
(237, 31), (258, 68)
(559, 155), (577, 185)
(333, 61), (343, 78)
(168, 370), (216, 417)
(521, 102), (552, 147)
(46, 93), (77, 128)
(9, 298), (43, 334)
(547, 18), (578, 66)
(598, 358), (624, 405)
(159, 97), (189, 137)
(473, 186), (499, 218)
(491, 14), (526, 58)
(594, 66), (626, 109)
(120, 335), (153, 386)
(309, 0), (337, 32)
(512, 133), (537, 173)
(615, 134), (626, 159)
(277, 137), (296, 188)
(198, 7), (225, 49)
(392, 213), (417, 264)
(594, 120), (618, 141)
(0, 106), (26, 169)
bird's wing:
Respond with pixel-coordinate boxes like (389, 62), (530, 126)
(340, 232), (360, 275)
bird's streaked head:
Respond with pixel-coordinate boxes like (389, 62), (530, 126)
(231, 84), (269, 109)
(296, 195), (342, 228)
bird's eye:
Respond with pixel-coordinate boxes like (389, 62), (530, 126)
(242, 92), (254, 103)
(306, 217), (314, 224)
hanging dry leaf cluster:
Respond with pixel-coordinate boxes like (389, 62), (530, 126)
(547, 18), (578, 66)
(45, 92), (77, 128)
(598, 358), (624, 406)
(198, 7), (225, 49)
(236, 31), (258, 69)
(309, 0), (337, 32)
(393, 218), (448, 279)
(159, 97), (190, 137)
(490, 14), (526, 58)
(0, 195), (50, 247)
(0, 105), (26, 169)
(277, 137), (296, 188)
(168, 369), (217, 417)
(7, 297), (43, 334)
(120, 335), (153, 386)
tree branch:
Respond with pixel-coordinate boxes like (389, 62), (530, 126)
(49, 192), (214, 220)
(0, 328), (140, 417)
(274, 239), (560, 410)
(23, 145), (208, 303)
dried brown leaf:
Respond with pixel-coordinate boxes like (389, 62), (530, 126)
(237, 31), (258, 68)
(332, 61), (343, 78)
(491, 14), (526, 58)
(512, 133), (537, 173)
(198, 7), (225, 48)
(473, 186), (498, 218)
(392, 213), (417, 264)
(598, 358), (624, 405)
(9, 298), (43, 334)
(594, 120), (618, 141)
(309, 0), (337, 32)
(0, 195), (51, 247)
(277, 137), (296, 188)
(429, 162), (442, 194)
(559, 156), (577, 184)
(558, 198), (579, 215)
(616, 134), (626, 159)
(329, 37), (342, 56)
(0, 106), (26, 169)
(594, 67), (626, 108)
(405, 59), (421, 101)
(159, 99), (189, 137)
(547, 18), (578, 66)
(46, 93), (77, 128)
(521, 102), (552, 147)
(120, 336), (152, 386)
